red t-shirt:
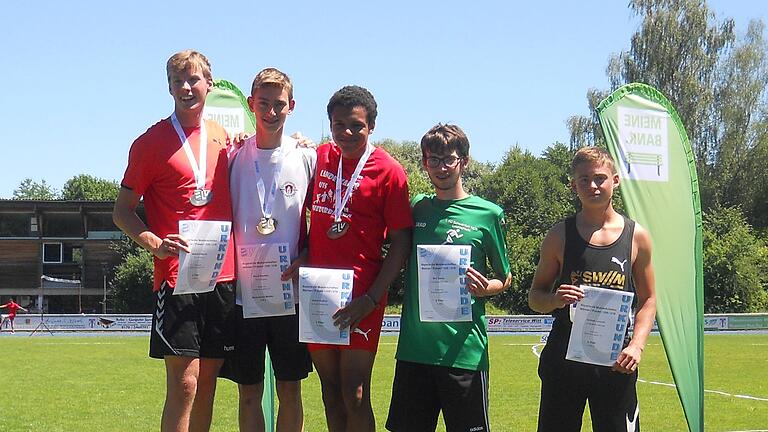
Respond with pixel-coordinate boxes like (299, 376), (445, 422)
(308, 143), (413, 300)
(3, 302), (21, 317)
(121, 118), (236, 291)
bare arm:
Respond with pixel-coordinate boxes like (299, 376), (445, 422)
(112, 187), (189, 259)
(614, 224), (657, 373)
(333, 228), (411, 330)
(528, 223), (584, 313)
(465, 267), (512, 297)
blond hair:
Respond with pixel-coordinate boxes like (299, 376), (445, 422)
(570, 146), (617, 175)
(166, 50), (212, 83)
(251, 67), (293, 100)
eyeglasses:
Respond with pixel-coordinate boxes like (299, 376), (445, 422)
(425, 155), (463, 168)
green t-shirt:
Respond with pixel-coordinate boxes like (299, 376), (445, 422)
(395, 194), (511, 371)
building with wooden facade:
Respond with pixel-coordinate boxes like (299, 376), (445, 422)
(0, 200), (125, 313)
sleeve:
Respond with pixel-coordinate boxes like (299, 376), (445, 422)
(486, 208), (511, 278)
(120, 137), (154, 197)
(298, 151), (316, 251)
(382, 160), (414, 231)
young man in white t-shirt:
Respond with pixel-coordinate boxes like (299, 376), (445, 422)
(223, 68), (316, 432)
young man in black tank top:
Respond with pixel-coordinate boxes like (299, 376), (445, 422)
(528, 147), (657, 432)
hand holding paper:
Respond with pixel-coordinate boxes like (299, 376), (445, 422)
(554, 284), (585, 309)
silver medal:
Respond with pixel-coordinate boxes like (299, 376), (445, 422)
(189, 189), (212, 206)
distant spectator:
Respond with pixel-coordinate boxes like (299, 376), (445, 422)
(1, 298), (28, 333)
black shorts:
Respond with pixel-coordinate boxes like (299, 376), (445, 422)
(149, 281), (235, 359)
(537, 333), (639, 432)
(218, 305), (312, 384)
(386, 360), (490, 432)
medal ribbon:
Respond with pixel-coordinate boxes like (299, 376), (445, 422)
(333, 143), (373, 223)
(170, 112), (208, 191)
(253, 137), (285, 221)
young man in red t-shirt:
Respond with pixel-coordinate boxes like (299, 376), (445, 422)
(307, 85), (413, 432)
(113, 50), (236, 432)
(0, 298), (27, 333)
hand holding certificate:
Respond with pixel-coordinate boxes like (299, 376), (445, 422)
(417, 245), (472, 322)
(298, 267), (353, 345)
(239, 243), (294, 318)
(175, 220), (232, 295)
(566, 285), (635, 366)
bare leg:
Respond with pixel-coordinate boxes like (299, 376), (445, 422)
(189, 357), (224, 432)
(276, 380), (304, 432)
(311, 350), (345, 432)
(339, 350), (376, 432)
(162, 356), (199, 432)
(237, 383), (266, 432)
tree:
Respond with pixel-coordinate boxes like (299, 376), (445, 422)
(477, 147), (575, 313)
(606, 0), (735, 172)
(478, 146), (572, 238)
(61, 174), (120, 201)
(491, 225), (542, 314)
(376, 138), (433, 198)
(110, 238), (155, 313)
(703, 205), (768, 312)
(13, 178), (57, 199)
(713, 21), (768, 227)
(569, 0), (768, 226)
(567, 89), (610, 150)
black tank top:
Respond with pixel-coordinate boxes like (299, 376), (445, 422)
(550, 215), (636, 337)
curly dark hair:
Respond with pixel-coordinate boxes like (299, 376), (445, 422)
(326, 85), (378, 127)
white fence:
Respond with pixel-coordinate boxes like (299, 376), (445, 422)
(4, 313), (767, 332)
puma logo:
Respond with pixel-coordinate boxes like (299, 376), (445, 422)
(353, 327), (372, 341)
(611, 256), (628, 272)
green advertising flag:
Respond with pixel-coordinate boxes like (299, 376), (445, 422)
(597, 83), (704, 432)
(203, 80), (277, 431)
(204, 79), (256, 137)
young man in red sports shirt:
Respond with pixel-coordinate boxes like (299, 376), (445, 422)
(306, 85), (413, 432)
(113, 50), (235, 432)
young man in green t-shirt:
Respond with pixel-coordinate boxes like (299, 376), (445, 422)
(386, 123), (512, 432)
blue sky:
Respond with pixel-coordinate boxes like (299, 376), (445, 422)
(1, 1), (764, 198)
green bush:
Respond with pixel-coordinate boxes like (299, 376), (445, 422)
(703, 205), (768, 312)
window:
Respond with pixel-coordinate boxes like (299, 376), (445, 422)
(43, 243), (63, 263)
(42, 213), (84, 237)
(87, 212), (121, 239)
(0, 213), (35, 237)
(63, 245), (83, 264)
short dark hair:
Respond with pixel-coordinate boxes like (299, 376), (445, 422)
(326, 85), (378, 127)
(420, 123), (470, 158)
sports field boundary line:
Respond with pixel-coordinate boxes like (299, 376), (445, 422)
(529, 343), (768, 402)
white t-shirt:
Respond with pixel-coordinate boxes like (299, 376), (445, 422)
(229, 135), (316, 304)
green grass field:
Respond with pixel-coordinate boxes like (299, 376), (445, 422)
(1, 333), (766, 431)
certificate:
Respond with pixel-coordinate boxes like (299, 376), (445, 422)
(297, 267), (353, 345)
(238, 243), (294, 318)
(175, 220), (232, 295)
(416, 244), (472, 322)
(566, 285), (635, 366)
